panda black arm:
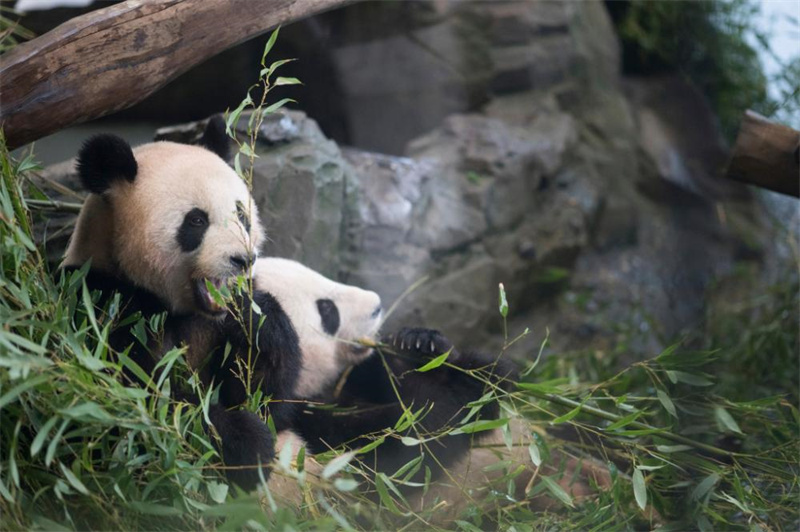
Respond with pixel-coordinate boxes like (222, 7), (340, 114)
(299, 328), (518, 477)
(342, 328), (517, 420)
(206, 404), (275, 492)
(63, 266), (171, 384)
(214, 289), (302, 432)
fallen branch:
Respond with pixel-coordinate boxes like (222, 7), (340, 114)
(726, 111), (800, 198)
(0, 0), (356, 150)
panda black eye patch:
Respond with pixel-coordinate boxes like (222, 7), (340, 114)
(235, 200), (251, 234)
(177, 208), (209, 252)
(316, 299), (340, 336)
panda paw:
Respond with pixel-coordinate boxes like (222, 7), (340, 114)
(386, 328), (460, 365)
(207, 406), (275, 492)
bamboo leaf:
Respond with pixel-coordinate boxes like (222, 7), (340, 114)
(714, 406), (744, 434)
(206, 481), (228, 503)
(657, 389), (678, 418)
(322, 451), (356, 479)
(274, 76), (302, 86)
(606, 410), (643, 431)
(128, 501), (183, 516)
(633, 468), (647, 510)
(0, 374), (48, 410)
(261, 27), (280, 66)
(540, 475), (573, 507)
(416, 349), (451, 372)
(656, 444), (693, 453)
(59, 462), (88, 495)
(226, 95), (252, 135)
(667, 370), (714, 386)
(239, 142), (257, 158)
(551, 403), (582, 424)
(451, 417), (509, 435)
(30, 416), (59, 457)
(375, 473), (403, 514)
(692, 473), (720, 501)
(357, 436), (385, 454)
(262, 98), (296, 115)
(528, 441), (542, 467)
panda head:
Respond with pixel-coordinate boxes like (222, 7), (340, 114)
(253, 258), (382, 397)
(65, 117), (265, 316)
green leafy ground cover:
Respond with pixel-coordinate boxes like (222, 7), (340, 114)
(1, 131), (798, 530)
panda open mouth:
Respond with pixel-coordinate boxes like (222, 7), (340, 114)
(192, 277), (227, 315)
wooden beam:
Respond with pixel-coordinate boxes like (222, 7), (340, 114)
(727, 110), (800, 198)
(0, 0), (355, 150)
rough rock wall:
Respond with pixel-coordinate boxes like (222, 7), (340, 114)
(36, 0), (790, 359)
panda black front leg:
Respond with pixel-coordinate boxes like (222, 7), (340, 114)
(206, 405), (275, 492)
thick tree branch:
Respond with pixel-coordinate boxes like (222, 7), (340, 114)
(726, 111), (800, 198)
(0, 0), (355, 150)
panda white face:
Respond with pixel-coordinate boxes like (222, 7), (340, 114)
(65, 131), (265, 316)
(114, 142), (263, 315)
(253, 258), (382, 397)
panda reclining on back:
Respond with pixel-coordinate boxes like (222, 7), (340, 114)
(244, 258), (527, 512)
(249, 258), (609, 517)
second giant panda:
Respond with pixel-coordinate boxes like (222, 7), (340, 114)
(62, 118), (303, 490)
(249, 258), (610, 518)
(246, 258), (530, 515)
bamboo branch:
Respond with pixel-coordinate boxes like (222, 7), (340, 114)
(26, 199), (83, 213)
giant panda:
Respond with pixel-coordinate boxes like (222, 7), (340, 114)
(248, 258), (611, 519)
(61, 117), (303, 490)
(244, 258), (530, 514)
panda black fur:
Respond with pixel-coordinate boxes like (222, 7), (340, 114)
(62, 118), (303, 490)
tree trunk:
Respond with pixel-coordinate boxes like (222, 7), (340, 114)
(0, 0), (355, 150)
(726, 111), (800, 198)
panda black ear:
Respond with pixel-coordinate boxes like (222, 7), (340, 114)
(76, 134), (137, 194)
(199, 114), (231, 162)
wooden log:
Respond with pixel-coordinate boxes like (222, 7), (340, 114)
(727, 110), (800, 198)
(0, 0), (355, 150)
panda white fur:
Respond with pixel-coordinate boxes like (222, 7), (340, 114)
(62, 118), (303, 491)
(249, 258), (610, 518)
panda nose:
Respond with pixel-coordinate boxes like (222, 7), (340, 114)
(229, 254), (255, 271)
